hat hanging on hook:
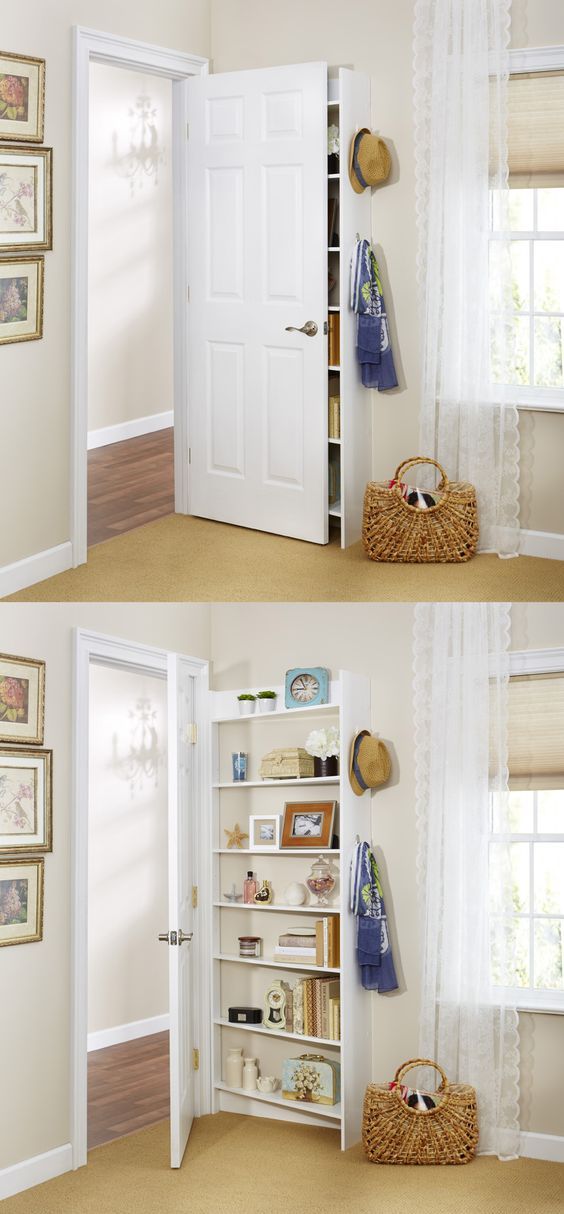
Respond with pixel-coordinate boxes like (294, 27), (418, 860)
(349, 730), (391, 796)
(349, 129), (391, 193)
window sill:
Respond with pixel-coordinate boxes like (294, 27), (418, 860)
(497, 988), (564, 1015)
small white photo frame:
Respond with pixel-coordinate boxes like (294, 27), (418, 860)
(249, 814), (280, 850)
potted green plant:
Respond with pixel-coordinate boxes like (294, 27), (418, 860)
(237, 693), (256, 716)
(305, 726), (340, 777)
(257, 690), (277, 714)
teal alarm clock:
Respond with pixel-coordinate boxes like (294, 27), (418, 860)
(285, 667), (330, 709)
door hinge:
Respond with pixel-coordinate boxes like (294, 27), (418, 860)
(186, 722), (198, 744)
(192, 1048), (200, 1071)
(192, 885), (198, 909)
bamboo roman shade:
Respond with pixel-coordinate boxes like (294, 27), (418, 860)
(506, 72), (564, 188)
(508, 673), (564, 789)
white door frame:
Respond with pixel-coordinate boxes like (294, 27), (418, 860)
(71, 628), (210, 1169)
(70, 27), (209, 568)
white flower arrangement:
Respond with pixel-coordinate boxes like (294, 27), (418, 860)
(305, 726), (340, 760)
(327, 124), (340, 156)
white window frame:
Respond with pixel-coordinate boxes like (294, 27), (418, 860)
(492, 645), (564, 1014)
(493, 45), (564, 415)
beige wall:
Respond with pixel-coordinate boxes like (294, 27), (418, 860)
(209, 602), (564, 1139)
(0, 0), (210, 570)
(0, 603), (210, 1171)
(210, 0), (564, 538)
(88, 65), (173, 436)
(88, 664), (168, 1035)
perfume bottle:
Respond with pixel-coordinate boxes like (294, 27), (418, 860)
(243, 871), (257, 904)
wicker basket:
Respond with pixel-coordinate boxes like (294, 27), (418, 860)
(362, 457), (479, 563)
(362, 1058), (479, 1166)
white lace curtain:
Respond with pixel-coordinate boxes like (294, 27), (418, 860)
(413, 0), (520, 555)
(413, 603), (520, 1160)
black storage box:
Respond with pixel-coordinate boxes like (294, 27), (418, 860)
(228, 1006), (263, 1024)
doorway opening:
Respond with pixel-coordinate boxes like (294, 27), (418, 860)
(87, 63), (175, 548)
(87, 659), (169, 1148)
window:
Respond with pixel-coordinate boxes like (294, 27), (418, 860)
(489, 59), (564, 411)
(490, 659), (564, 1012)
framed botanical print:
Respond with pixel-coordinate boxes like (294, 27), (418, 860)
(0, 857), (44, 946)
(0, 257), (43, 346)
(0, 146), (52, 253)
(0, 652), (45, 744)
(0, 749), (52, 853)
(0, 51), (45, 143)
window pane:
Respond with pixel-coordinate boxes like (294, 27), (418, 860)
(534, 919), (564, 990)
(534, 241), (564, 312)
(506, 791), (534, 833)
(537, 188), (564, 233)
(490, 841), (529, 912)
(534, 843), (564, 913)
(494, 314), (529, 385)
(491, 917), (530, 987)
(509, 240), (530, 311)
(534, 317), (564, 388)
(508, 189), (534, 232)
(537, 789), (564, 834)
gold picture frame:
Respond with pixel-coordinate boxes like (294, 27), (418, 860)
(0, 652), (45, 744)
(0, 857), (44, 947)
(0, 748), (52, 854)
(0, 257), (44, 346)
(0, 145), (52, 253)
(0, 51), (45, 143)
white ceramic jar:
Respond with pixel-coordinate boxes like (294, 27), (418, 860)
(242, 1057), (258, 1091)
(225, 1046), (244, 1088)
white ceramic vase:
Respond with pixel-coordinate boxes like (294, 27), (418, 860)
(225, 1046), (244, 1088)
(258, 698), (276, 713)
(242, 1057), (258, 1091)
(238, 700), (256, 715)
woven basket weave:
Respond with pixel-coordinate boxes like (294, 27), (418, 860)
(362, 457), (479, 563)
(362, 1058), (479, 1166)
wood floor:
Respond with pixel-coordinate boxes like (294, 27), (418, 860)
(88, 428), (174, 547)
(87, 1031), (170, 1150)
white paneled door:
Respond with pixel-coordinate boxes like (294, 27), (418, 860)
(188, 63), (328, 543)
(167, 656), (196, 1168)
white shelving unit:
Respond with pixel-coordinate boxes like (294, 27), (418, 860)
(327, 69), (373, 547)
(207, 671), (372, 1150)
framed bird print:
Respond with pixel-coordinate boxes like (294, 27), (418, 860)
(0, 748), (52, 854)
(0, 146), (52, 253)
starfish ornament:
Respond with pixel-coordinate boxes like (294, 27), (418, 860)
(224, 822), (248, 849)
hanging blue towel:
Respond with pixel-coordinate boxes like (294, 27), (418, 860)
(350, 238), (398, 391)
(350, 841), (398, 992)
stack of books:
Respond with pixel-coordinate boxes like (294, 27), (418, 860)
(315, 916), (340, 969)
(328, 394), (341, 439)
(274, 927), (317, 965)
(293, 977), (340, 1041)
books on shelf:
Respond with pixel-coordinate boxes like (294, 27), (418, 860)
(328, 394), (341, 439)
(296, 976), (340, 1041)
(315, 916), (340, 969)
(328, 313), (340, 366)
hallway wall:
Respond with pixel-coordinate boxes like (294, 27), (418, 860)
(0, 0), (210, 571)
(88, 64), (173, 444)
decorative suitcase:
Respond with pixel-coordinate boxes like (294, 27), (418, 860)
(260, 748), (314, 780)
(282, 1053), (341, 1106)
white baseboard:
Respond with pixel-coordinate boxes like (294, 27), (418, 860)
(87, 410), (173, 449)
(0, 540), (73, 599)
(520, 1131), (564, 1163)
(87, 1011), (169, 1052)
(520, 529), (564, 561)
(0, 1143), (72, 1201)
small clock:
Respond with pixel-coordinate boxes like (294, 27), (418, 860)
(285, 667), (330, 709)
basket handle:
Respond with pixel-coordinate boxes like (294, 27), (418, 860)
(393, 1058), (449, 1094)
(392, 457), (449, 496)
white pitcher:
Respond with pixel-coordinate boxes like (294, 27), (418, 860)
(242, 1056), (258, 1091)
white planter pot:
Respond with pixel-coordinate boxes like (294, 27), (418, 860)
(257, 698), (277, 713)
(238, 701), (256, 715)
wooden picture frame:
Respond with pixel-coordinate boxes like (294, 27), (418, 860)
(0, 652), (45, 744)
(281, 801), (336, 849)
(0, 857), (44, 946)
(0, 748), (52, 854)
(249, 814), (280, 850)
(0, 51), (45, 143)
(0, 146), (52, 253)
(0, 256), (44, 346)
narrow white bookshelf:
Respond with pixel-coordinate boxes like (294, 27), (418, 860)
(326, 68), (372, 547)
(207, 670), (372, 1150)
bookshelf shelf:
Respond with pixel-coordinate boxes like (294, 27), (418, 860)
(214, 953), (341, 975)
(214, 901), (340, 915)
(212, 776), (339, 789)
(328, 438), (341, 446)
(215, 1018), (340, 1048)
(328, 502), (342, 519)
(215, 1082), (342, 1121)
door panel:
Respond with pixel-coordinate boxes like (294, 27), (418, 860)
(167, 656), (195, 1169)
(188, 63), (328, 544)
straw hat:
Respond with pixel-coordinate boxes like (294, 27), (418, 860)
(349, 730), (391, 796)
(349, 129), (391, 194)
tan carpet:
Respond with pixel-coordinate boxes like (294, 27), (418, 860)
(2, 1114), (563, 1214)
(6, 515), (564, 602)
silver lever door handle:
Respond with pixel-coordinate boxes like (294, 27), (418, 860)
(158, 930), (193, 946)
(285, 320), (318, 337)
